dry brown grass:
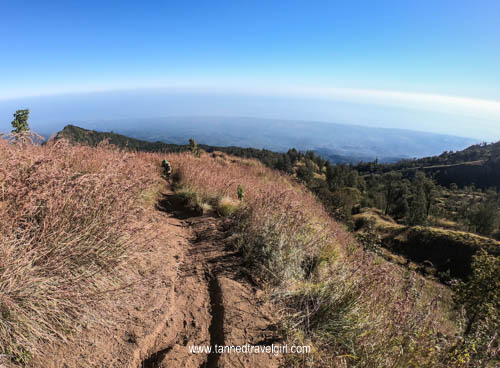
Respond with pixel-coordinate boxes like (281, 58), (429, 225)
(0, 139), (466, 367)
(0, 136), (164, 364)
(167, 151), (350, 280)
(169, 151), (462, 367)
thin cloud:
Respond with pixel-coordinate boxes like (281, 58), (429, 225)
(242, 85), (500, 120)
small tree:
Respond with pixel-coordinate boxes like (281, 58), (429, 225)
(189, 138), (201, 157)
(237, 184), (245, 201)
(382, 171), (402, 215)
(408, 186), (427, 225)
(11, 109), (30, 133)
(407, 173), (430, 225)
(468, 201), (498, 236)
(296, 160), (314, 184)
(422, 176), (436, 217)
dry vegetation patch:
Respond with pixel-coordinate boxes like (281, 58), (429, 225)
(168, 152), (463, 367)
(0, 138), (164, 364)
(1, 139), (490, 367)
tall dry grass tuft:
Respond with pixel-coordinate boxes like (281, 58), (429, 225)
(170, 151), (459, 367)
(0, 137), (162, 363)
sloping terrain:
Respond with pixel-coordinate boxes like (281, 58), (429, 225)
(29, 189), (282, 368)
(136, 192), (281, 368)
(0, 137), (281, 367)
(3, 135), (497, 367)
(354, 209), (500, 279)
(55, 124), (287, 166)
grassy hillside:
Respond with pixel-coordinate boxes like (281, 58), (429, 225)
(56, 124), (288, 165)
(57, 125), (500, 278)
(55, 124), (189, 152)
(2, 132), (498, 366)
(164, 150), (492, 367)
(47, 127), (500, 365)
(0, 135), (165, 364)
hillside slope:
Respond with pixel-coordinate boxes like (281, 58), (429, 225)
(56, 125), (500, 277)
(57, 124), (500, 190)
(0, 137), (281, 367)
(3, 134), (498, 366)
(354, 209), (500, 279)
(359, 140), (500, 188)
(55, 124), (288, 166)
(55, 124), (188, 152)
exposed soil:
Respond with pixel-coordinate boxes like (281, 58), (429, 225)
(135, 192), (282, 368)
(32, 188), (282, 367)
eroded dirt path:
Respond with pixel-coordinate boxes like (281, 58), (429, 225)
(132, 192), (282, 368)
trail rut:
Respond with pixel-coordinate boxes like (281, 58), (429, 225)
(132, 191), (282, 368)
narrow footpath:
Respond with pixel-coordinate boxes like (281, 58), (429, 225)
(131, 191), (282, 368)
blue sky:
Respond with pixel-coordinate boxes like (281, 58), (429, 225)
(1, 0), (499, 138)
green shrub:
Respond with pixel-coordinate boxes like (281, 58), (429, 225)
(215, 196), (240, 217)
(237, 184), (245, 200)
(452, 249), (499, 364)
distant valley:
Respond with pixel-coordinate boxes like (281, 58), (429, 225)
(62, 116), (476, 163)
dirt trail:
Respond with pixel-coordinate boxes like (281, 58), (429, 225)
(31, 189), (282, 368)
(131, 191), (282, 368)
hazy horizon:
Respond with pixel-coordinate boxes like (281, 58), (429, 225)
(1, 1), (499, 141)
(0, 88), (497, 142)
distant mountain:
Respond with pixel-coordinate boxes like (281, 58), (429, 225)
(55, 124), (288, 164)
(55, 124), (187, 152)
(67, 116), (477, 163)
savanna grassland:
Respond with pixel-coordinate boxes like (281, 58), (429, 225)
(1, 134), (498, 367)
(166, 150), (497, 367)
(0, 135), (169, 365)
